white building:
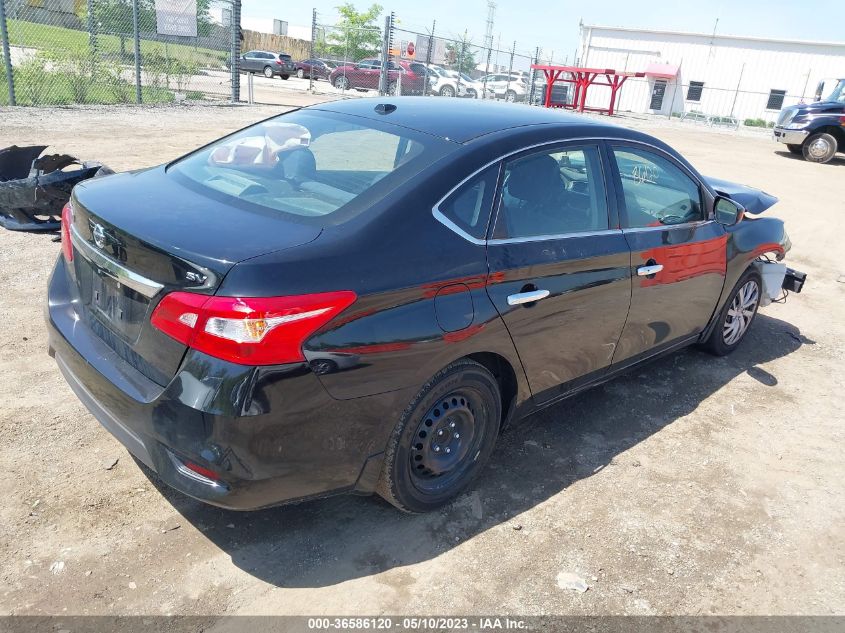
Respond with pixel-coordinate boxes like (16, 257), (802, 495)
(576, 25), (845, 121)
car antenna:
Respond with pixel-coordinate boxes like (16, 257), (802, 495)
(374, 103), (397, 115)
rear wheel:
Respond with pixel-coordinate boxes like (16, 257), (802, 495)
(802, 132), (837, 163)
(262, 66), (274, 79)
(504, 89), (517, 102)
(701, 269), (762, 356)
(280, 74), (290, 80)
(377, 359), (501, 513)
(786, 143), (803, 154)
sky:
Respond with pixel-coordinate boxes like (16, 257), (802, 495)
(241, 0), (844, 61)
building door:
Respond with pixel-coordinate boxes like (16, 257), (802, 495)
(649, 80), (667, 111)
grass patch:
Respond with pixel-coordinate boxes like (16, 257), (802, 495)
(8, 19), (228, 69)
(2, 70), (175, 105)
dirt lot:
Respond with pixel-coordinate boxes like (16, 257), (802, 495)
(0, 101), (843, 618)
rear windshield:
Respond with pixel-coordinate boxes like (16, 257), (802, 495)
(169, 110), (454, 224)
(279, 54), (292, 61)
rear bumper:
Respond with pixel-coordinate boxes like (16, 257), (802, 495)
(46, 256), (406, 510)
(773, 127), (809, 145)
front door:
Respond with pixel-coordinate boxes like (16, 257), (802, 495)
(485, 143), (632, 404)
(649, 80), (667, 111)
(608, 144), (727, 365)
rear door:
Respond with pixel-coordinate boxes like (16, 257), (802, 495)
(485, 142), (632, 404)
(608, 143), (726, 365)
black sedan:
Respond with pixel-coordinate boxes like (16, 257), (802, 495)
(47, 98), (802, 513)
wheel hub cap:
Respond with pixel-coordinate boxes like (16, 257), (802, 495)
(723, 280), (759, 345)
(411, 395), (475, 479)
(808, 138), (831, 159)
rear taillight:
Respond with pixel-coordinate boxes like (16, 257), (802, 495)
(61, 201), (73, 262)
(276, 59), (283, 65)
(151, 291), (356, 365)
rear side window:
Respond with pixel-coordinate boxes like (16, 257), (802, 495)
(170, 111), (453, 223)
(436, 165), (499, 240)
(495, 146), (609, 239)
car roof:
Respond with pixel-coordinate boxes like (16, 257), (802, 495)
(309, 97), (602, 143)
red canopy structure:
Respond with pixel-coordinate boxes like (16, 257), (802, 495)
(531, 64), (645, 116)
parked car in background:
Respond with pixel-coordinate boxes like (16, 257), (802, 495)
(773, 77), (845, 163)
(240, 50), (295, 79)
(478, 73), (528, 102)
(49, 98), (804, 514)
(424, 65), (469, 97)
(451, 71), (495, 99)
(295, 58), (337, 81)
(329, 59), (427, 95)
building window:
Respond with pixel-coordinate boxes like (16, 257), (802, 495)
(687, 81), (704, 102)
(766, 89), (787, 110)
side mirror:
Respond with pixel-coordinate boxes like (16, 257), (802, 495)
(714, 197), (745, 226)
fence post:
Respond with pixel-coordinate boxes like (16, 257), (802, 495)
(504, 40), (515, 99)
(528, 45), (539, 106)
(0, 0), (15, 106)
(425, 20), (434, 96)
(132, 0), (142, 103)
(730, 62), (745, 117)
(230, 0), (241, 102)
(378, 12), (393, 95)
(309, 8), (316, 93)
(87, 0), (98, 66)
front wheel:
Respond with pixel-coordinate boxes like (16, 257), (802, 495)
(296, 68), (304, 79)
(802, 132), (838, 163)
(701, 269), (762, 356)
(439, 84), (455, 97)
(377, 359), (502, 513)
(333, 75), (349, 90)
(504, 89), (517, 102)
(786, 143), (803, 155)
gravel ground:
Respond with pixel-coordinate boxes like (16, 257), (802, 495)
(0, 100), (843, 618)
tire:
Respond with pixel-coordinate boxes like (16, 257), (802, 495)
(786, 144), (803, 155)
(701, 268), (762, 356)
(377, 359), (502, 513)
(263, 66), (274, 79)
(439, 84), (455, 97)
(802, 132), (838, 163)
(280, 74), (290, 80)
(333, 76), (349, 90)
(504, 89), (517, 103)
(296, 68), (304, 79)
(466, 88), (477, 99)
(388, 80), (399, 96)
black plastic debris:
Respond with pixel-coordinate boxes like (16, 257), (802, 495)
(0, 145), (112, 232)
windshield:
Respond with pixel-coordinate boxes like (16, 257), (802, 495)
(822, 79), (845, 103)
(170, 110), (454, 223)
(459, 73), (473, 83)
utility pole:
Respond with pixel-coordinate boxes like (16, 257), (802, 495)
(482, 0), (495, 98)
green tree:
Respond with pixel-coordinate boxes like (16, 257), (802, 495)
(324, 3), (383, 62)
(444, 36), (477, 75)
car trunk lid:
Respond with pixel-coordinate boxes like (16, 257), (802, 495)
(67, 167), (321, 386)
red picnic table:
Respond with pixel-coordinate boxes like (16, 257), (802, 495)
(531, 64), (645, 116)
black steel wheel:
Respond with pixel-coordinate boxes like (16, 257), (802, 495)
(377, 359), (501, 512)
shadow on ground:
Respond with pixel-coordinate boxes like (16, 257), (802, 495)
(144, 313), (810, 589)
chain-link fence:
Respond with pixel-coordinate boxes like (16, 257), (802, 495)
(0, 0), (239, 105)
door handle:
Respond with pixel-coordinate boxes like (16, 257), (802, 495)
(507, 289), (550, 306)
(637, 264), (664, 277)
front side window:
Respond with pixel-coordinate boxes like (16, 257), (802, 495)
(170, 111), (453, 223)
(611, 147), (703, 228)
(494, 146), (609, 239)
